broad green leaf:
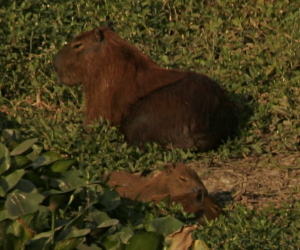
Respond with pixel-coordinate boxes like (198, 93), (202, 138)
(5, 192), (45, 217)
(26, 144), (43, 161)
(101, 227), (133, 250)
(51, 158), (76, 173)
(27, 230), (56, 250)
(23, 171), (47, 189)
(24, 236), (50, 250)
(17, 217), (36, 239)
(0, 232), (23, 250)
(86, 209), (109, 224)
(76, 243), (103, 250)
(42, 159), (77, 178)
(55, 227), (89, 250)
(148, 216), (184, 236)
(100, 188), (121, 211)
(11, 155), (31, 169)
(106, 227), (134, 243)
(29, 151), (62, 168)
(0, 142), (11, 175)
(31, 231), (54, 240)
(125, 231), (164, 250)
(4, 214), (40, 247)
(58, 170), (86, 191)
(54, 237), (84, 250)
(87, 210), (119, 228)
(0, 169), (25, 197)
(118, 227), (135, 243)
(42, 189), (74, 213)
(56, 227), (89, 242)
(99, 219), (119, 228)
(65, 228), (91, 239)
(101, 236), (126, 250)
(14, 179), (37, 193)
(0, 209), (15, 222)
(1, 130), (20, 148)
(0, 220), (11, 243)
(10, 138), (38, 156)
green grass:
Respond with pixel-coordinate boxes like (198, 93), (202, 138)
(1, 0), (300, 249)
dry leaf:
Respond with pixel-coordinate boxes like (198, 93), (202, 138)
(193, 239), (210, 250)
(166, 225), (198, 250)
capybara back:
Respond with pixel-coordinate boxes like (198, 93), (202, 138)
(122, 75), (237, 151)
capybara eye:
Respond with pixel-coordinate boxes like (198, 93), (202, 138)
(72, 43), (83, 50)
(179, 176), (187, 182)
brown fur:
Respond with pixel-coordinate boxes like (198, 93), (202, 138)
(54, 24), (238, 151)
(104, 163), (208, 199)
(104, 163), (221, 223)
(170, 193), (222, 224)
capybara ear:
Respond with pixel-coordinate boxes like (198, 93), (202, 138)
(93, 28), (105, 42)
(106, 21), (116, 31)
(164, 163), (176, 174)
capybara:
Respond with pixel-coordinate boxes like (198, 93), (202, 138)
(104, 163), (208, 199)
(104, 163), (221, 223)
(54, 23), (238, 151)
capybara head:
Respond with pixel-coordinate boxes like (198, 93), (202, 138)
(53, 26), (109, 86)
(54, 22), (115, 85)
(171, 192), (222, 224)
(143, 163), (208, 197)
(53, 21), (155, 88)
(161, 163), (208, 195)
(53, 23), (158, 125)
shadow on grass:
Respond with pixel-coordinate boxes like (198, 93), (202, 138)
(230, 91), (255, 142)
(0, 111), (21, 130)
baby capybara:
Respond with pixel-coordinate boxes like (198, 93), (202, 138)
(104, 163), (208, 199)
(104, 163), (221, 224)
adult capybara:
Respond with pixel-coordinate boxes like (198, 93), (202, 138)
(104, 163), (221, 223)
(54, 23), (238, 151)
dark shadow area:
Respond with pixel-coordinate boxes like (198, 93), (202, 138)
(211, 191), (234, 207)
(0, 111), (20, 130)
(229, 91), (255, 139)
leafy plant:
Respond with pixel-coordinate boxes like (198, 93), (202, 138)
(1, 0), (300, 249)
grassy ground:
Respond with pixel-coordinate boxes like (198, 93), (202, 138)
(1, 0), (300, 249)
